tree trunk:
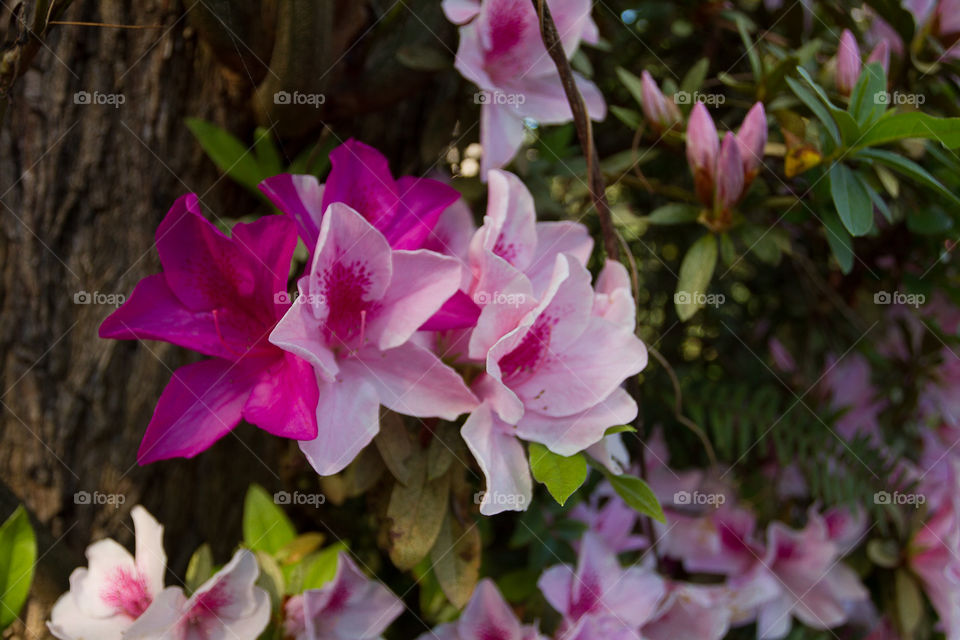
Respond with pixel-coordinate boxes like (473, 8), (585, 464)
(0, 0), (463, 636)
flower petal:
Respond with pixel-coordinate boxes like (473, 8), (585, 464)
(258, 173), (326, 249)
(462, 403), (532, 516)
(516, 387), (637, 456)
(322, 139), (399, 231)
(242, 351), (320, 440)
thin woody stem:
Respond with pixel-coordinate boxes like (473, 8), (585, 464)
(531, 0), (619, 262)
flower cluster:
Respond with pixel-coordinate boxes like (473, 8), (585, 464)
(101, 139), (646, 516)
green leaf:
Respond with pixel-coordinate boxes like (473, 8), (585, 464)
(529, 443), (587, 506)
(185, 118), (265, 192)
(185, 544), (214, 594)
(735, 16), (763, 83)
(0, 506), (36, 630)
(644, 203), (701, 225)
(856, 111), (960, 149)
(253, 551), (285, 610)
(675, 234), (718, 321)
(680, 58), (710, 94)
(300, 543), (344, 590)
(829, 164), (875, 236)
(275, 532), (325, 566)
(604, 425), (637, 436)
(253, 126), (283, 176)
(786, 77), (840, 146)
(606, 473), (666, 523)
(895, 569), (924, 635)
(822, 210), (855, 274)
(908, 206), (953, 234)
(848, 62), (888, 126)
(243, 484), (297, 555)
(615, 67), (646, 110)
(610, 105), (643, 130)
(854, 147), (960, 209)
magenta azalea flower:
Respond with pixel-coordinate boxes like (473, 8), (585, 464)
(124, 550), (270, 640)
(48, 507), (166, 640)
(418, 578), (546, 640)
(446, 0), (606, 176)
(100, 195), (319, 464)
(269, 203), (478, 475)
(283, 553), (403, 640)
(259, 139), (460, 252)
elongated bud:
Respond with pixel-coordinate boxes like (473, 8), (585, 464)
(938, 0), (960, 36)
(686, 103), (720, 206)
(641, 71), (682, 131)
(716, 132), (745, 212)
(866, 41), (890, 75)
(836, 29), (862, 96)
(736, 102), (767, 188)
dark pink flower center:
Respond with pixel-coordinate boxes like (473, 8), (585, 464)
(320, 260), (380, 351)
(498, 315), (554, 382)
(101, 567), (152, 619)
(182, 582), (231, 638)
(568, 568), (603, 620)
(492, 233), (520, 264)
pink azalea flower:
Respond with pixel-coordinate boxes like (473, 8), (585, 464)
(820, 353), (885, 439)
(754, 518), (868, 639)
(909, 494), (960, 639)
(419, 578), (546, 640)
(569, 482), (648, 553)
(283, 552), (403, 640)
(736, 102), (768, 189)
(447, 0), (606, 176)
(99, 195), (319, 464)
(539, 532), (665, 636)
(269, 202), (478, 475)
(836, 30), (862, 96)
(124, 549), (269, 640)
(685, 103), (720, 205)
(259, 139), (460, 253)
(464, 254), (645, 515)
(48, 507), (166, 640)
(642, 582), (732, 640)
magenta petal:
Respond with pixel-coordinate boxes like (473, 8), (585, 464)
(383, 177), (460, 250)
(242, 352), (319, 441)
(420, 290), (482, 331)
(99, 274), (233, 360)
(138, 358), (261, 464)
(155, 194), (256, 311)
(230, 214), (299, 311)
(458, 579), (524, 640)
(258, 174), (325, 249)
(322, 139), (399, 230)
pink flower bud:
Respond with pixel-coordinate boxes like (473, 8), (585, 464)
(640, 70), (682, 131)
(836, 29), (862, 95)
(938, 0), (960, 37)
(716, 132), (745, 212)
(736, 102), (767, 188)
(866, 41), (890, 75)
(686, 103), (719, 206)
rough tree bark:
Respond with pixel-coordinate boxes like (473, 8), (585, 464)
(0, 1), (463, 636)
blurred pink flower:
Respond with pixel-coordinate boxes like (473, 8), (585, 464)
(446, 0), (606, 176)
(123, 550), (269, 640)
(419, 578), (546, 640)
(48, 507), (166, 640)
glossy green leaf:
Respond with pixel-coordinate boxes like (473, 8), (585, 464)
(186, 118), (265, 192)
(529, 443), (587, 506)
(856, 111), (960, 149)
(606, 473), (666, 523)
(829, 164), (875, 236)
(243, 484), (297, 555)
(675, 234), (718, 321)
(645, 203), (701, 225)
(0, 506), (35, 630)
(855, 147), (960, 209)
